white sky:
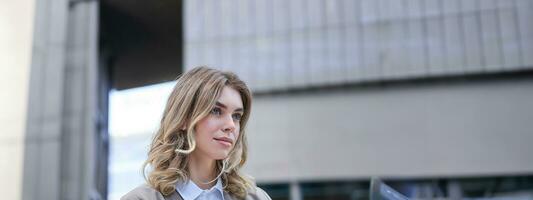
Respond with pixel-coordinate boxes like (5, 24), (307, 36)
(108, 81), (176, 138)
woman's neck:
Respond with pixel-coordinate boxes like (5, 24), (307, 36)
(188, 152), (217, 190)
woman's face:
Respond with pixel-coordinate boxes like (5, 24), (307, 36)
(193, 86), (244, 160)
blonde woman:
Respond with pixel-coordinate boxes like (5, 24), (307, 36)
(122, 67), (271, 200)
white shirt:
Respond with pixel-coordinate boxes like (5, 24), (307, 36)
(176, 178), (225, 200)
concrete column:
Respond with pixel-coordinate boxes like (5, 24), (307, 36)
(22, 0), (102, 199)
(22, 0), (68, 199)
(447, 181), (463, 199)
(290, 181), (302, 200)
(0, 1), (35, 200)
(63, 0), (101, 199)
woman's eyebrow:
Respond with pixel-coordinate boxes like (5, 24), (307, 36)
(216, 101), (244, 112)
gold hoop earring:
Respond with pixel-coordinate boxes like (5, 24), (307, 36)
(175, 130), (195, 154)
(174, 147), (194, 154)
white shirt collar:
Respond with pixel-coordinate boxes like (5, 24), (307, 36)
(176, 178), (224, 200)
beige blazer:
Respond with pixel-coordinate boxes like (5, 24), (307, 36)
(121, 184), (272, 200)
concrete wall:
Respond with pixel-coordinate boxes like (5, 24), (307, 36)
(20, 0), (103, 199)
(0, 1), (35, 199)
(184, 0), (533, 92)
(245, 77), (533, 183)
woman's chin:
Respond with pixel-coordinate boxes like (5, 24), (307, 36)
(210, 152), (230, 160)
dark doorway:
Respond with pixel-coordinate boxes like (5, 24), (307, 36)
(100, 0), (183, 90)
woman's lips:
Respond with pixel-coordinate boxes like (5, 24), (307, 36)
(214, 138), (232, 147)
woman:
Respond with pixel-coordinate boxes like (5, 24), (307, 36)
(122, 67), (271, 200)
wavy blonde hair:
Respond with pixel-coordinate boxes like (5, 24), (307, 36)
(143, 66), (254, 199)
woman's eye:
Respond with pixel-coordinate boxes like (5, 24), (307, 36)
(232, 113), (242, 121)
(210, 107), (222, 115)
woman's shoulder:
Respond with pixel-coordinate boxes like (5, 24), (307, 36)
(121, 184), (167, 200)
(243, 186), (272, 200)
(121, 184), (271, 200)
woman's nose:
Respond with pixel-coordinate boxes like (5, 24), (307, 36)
(222, 115), (235, 132)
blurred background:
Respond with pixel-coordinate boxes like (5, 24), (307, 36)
(1, 0), (533, 200)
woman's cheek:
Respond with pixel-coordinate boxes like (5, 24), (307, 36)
(204, 117), (221, 132)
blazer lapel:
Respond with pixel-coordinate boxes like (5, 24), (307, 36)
(164, 191), (182, 200)
(223, 192), (234, 200)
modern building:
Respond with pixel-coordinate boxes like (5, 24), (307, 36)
(1, 0), (533, 200)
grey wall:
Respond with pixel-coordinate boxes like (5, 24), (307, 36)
(245, 77), (533, 182)
(184, 0), (533, 92)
